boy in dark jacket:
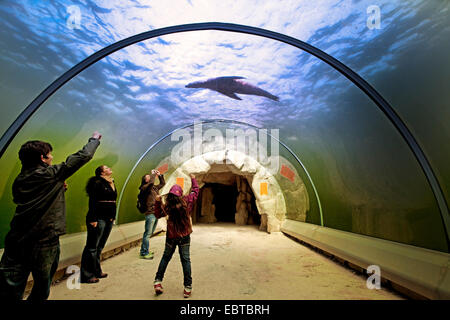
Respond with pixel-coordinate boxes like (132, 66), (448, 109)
(0, 132), (101, 300)
(139, 169), (165, 259)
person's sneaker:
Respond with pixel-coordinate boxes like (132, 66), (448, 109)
(140, 253), (153, 260)
(154, 281), (164, 295)
(183, 287), (192, 298)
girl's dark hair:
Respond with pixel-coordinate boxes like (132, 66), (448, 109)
(164, 193), (190, 235)
(86, 165), (105, 195)
(18, 140), (53, 169)
(140, 174), (148, 188)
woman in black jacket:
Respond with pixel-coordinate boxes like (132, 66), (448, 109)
(80, 165), (117, 283)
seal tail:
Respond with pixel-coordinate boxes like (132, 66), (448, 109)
(264, 93), (279, 101)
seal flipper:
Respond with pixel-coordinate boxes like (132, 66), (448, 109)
(217, 90), (242, 100)
(263, 92), (279, 101)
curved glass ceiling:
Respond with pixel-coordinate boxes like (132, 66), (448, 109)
(0, 1), (449, 253)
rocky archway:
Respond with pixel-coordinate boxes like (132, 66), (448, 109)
(160, 150), (287, 232)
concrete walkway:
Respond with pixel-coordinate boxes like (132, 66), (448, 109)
(49, 223), (404, 300)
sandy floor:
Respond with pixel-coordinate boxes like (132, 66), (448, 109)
(49, 223), (404, 300)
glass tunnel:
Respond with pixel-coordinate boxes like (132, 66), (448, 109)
(0, 1), (449, 299)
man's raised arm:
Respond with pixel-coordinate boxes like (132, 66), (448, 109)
(51, 131), (102, 181)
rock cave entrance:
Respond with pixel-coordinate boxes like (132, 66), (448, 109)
(192, 173), (261, 226)
(160, 150), (288, 232)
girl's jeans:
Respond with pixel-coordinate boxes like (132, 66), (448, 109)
(155, 234), (192, 288)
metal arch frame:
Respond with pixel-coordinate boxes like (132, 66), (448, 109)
(0, 22), (448, 244)
(115, 119), (324, 225)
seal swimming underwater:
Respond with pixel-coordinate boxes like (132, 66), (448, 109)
(185, 76), (279, 101)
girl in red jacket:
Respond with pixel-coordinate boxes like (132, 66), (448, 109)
(153, 174), (199, 298)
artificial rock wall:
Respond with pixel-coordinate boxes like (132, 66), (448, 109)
(159, 150), (287, 232)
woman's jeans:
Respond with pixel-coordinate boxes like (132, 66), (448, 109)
(140, 213), (158, 256)
(155, 235), (192, 288)
(80, 219), (113, 281)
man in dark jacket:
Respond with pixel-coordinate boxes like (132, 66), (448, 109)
(0, 131), (101, 300)
(139, 169), (165, 259)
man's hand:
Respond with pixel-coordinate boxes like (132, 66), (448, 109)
(155, 195), (161, 202)
(90, 222), (98, 228)
(190, 173), (195, 179)
(92, 131), (102, 140)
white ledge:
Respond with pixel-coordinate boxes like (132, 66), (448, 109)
(281, 219), (450, 299)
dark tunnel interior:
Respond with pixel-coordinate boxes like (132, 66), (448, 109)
(192, 178), (260, 226)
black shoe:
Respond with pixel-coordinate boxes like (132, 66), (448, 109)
(81, 277), (99, 284)
(97, 273), (108, 278)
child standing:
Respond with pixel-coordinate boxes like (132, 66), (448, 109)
(153, 173), (198, 298)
